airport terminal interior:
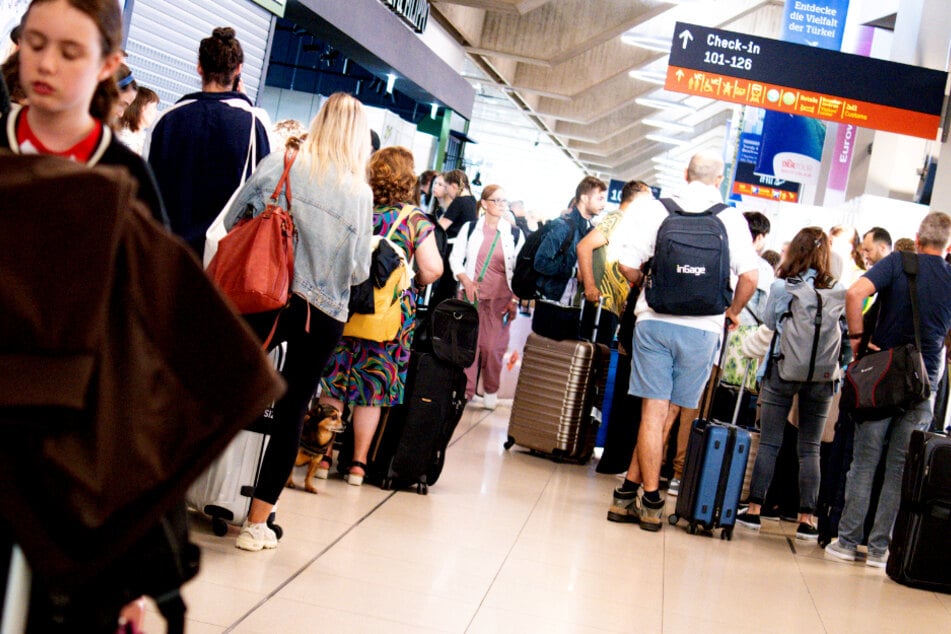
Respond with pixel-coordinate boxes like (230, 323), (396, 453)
(141, 381), (951, 633)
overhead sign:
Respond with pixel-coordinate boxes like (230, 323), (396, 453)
(379, 0), (430, 33)
(782, 0), (849, 49)
(665, 21), (947, 139)
(250, 0), (286, 17)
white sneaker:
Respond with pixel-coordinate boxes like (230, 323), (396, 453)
(235, 521), (278, 551)
(667, 478), (680, 497)
(483, 393), (498, 410)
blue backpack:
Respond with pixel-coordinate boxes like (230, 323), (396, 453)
(644, 199), (731, 316)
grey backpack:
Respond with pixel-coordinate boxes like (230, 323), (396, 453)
(774, 277), (846, 383)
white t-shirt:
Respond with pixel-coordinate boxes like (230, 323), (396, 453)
(614, 182), (760, 334)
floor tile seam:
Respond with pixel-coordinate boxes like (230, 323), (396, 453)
(448, 408), (495, 449)
(222, 489), (398, 632)
(464, 460), (559, 632)
(472, 603), (624, 633)
(790, 537), (832, 634)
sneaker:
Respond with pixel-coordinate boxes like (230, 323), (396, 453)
(796, 522), (819, 541)
(736, 511), (761, 530)
(824, 538), (857, 562)
(235, 521), (278, 552)
(667, 478), (680, 497)
(607, 487), (639, 524)
(637, 494), (665, 532)
(483, 393), (498, 410)
(866, 550), (888, 568)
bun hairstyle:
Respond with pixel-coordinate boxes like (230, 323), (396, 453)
(23, 0), (123, 120)
(198, 27), (243, 87)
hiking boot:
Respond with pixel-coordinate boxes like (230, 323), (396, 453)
(866, 550), (888, 568)
(667, 478), (681, 497)
(235, 521), (278, 552)
(796, 523), (819, 541)
(637, 494), (665, 532)
(736, 511), (761, 530)
(824, 538), (857, 562)
(607, 487), (640, 524)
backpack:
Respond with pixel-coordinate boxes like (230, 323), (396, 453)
(511, 218), (573, 300)
(773, 277), (846, 382)
(644, 199), (732, 316)
(343, 205), (413, 342)
(465, 218), (521, 244)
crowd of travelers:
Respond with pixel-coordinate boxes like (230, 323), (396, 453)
(1, 2), (950, 630)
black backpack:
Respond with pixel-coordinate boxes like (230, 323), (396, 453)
(644, 199), (731, 316)
(511, 219), (573, 300)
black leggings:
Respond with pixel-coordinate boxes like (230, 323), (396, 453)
(245, 295), (343, 504)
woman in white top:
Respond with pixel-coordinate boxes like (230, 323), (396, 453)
(449, 185), (525, 407)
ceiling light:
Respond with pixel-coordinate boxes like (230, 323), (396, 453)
(431, 103), (439, 119)
(628, 69), (667, 85)
(652, 156), (686, 169)
(646, 133), (690, 146)
(636, 97), (697, 114)
(621, 33), (671, 53)
(642, 118), (694, 134)
(386, 73), (396, 94)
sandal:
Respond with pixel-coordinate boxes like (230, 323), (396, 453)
(315, 456), (333, 480)
(347, 461), (367, 487)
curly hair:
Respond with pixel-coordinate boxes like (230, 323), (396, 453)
(369, 146), (417, 207)
(199, 27), (243, 87)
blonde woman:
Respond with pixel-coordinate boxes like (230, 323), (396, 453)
(450, 185), (525, 407)
(222, 92), (374, 550)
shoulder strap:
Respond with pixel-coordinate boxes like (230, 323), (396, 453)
(901, 251), (924, 352)
(385, 203), (415, 241)
(660, 198), (728, 217)
(270, 149), (297, 208)
(660, 198), (683, 215)
(555, 217), (575, 256)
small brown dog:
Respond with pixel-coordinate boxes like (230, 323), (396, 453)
(285, 403), (344, 493)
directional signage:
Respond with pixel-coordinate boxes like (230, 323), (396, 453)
(666, 22), (947, 140)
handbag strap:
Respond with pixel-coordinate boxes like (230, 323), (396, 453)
(476, 230), (501, 283)
(901, 251), (924, 352)
(384, 203), (415, 241)
(269, 149), (298, 209)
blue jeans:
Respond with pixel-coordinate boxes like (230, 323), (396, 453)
(748, 373), (835, 513)
(837, 396), (936, 556)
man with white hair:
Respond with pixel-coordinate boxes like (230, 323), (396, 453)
(606, 150), (759, 531)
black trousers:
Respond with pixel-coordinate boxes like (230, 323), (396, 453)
(245, 295), (343, 504)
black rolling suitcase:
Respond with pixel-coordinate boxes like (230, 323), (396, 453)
(887, 430), (951, 592)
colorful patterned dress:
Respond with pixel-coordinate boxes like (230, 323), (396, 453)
(320, 204), (435, 406)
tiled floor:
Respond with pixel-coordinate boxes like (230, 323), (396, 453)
(144, 403), (951, 633)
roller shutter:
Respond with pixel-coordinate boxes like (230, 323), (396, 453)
(125, 0), (273, 110)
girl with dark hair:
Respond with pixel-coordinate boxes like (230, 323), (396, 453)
(737, 227), (844, 541)
(320, 146), (443, 487)
(148, 26), (270, 254)
(0, 0), (167, 225)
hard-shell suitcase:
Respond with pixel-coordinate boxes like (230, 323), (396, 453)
(887, 430), (951, 592)
(505, 332), (610, 463)
(185, 345), (284, 538)
(339, 351), (468, 494)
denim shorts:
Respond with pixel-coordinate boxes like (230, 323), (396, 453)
(629, 319), (719, 408)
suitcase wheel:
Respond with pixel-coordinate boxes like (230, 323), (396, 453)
(503, 436), (515, 450)
(721, 528), (732, 541)
(268, 517), (283, 540)
(416, 482), (428, 495)
(668, 514), (679, 526)
(212, 517), (229, 537)
(381, 477), (394, 491)
(687, 523), (699, 535)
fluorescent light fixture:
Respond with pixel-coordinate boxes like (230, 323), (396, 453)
(386, 73), (396, 94)
(621, 33), (671, 53)
(646, 133), (689, 146)
(431, 103), (439, 119)
(642, 117), (694, 134)
(636, 96), (697, 114)
(628, 69), (667, 85)
(651, 155), (686, 167)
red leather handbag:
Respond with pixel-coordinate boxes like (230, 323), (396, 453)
(207, 150), (297, 314)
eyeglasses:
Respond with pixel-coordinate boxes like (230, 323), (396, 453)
(487, 198), (508, 205)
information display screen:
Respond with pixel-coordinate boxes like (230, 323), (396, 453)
(666, 22), (947, 139)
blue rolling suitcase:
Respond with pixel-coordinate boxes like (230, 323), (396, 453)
(669, 420), (751, 539)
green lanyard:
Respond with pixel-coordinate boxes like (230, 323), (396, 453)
(476, 230), (501, 283)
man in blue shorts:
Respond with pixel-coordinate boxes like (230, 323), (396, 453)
(607, 151), (759, 531)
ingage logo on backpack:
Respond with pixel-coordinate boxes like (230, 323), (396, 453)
(677, 264), (706, 276)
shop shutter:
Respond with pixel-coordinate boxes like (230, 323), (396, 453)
(124, 0), (273, 111)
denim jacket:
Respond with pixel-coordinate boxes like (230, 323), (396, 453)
(224, 151), (373, 322)
(533, 207), (591, 300)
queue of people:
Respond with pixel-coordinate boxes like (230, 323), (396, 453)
(2, 3), (950, 629)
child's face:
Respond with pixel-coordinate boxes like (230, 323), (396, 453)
(19, 0), (120, 117)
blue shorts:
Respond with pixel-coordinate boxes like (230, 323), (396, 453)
(629, 320), (719, 408)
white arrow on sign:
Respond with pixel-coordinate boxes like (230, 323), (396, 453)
(676, 69), (685, 81)
(678, 29), (693, 49)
